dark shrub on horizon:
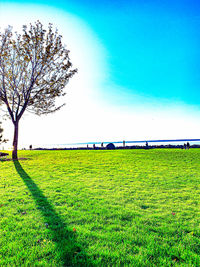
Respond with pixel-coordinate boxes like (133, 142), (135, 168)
(106, 143), (115, 150)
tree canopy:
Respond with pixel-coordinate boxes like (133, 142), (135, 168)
(0, 121), (7, 144)
(0, 21), (77, 159)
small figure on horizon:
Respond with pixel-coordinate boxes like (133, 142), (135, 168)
(123, 140), (125, 147)
(187, 142), (190, 150)
(93, 144), (96, 149)
(146, 142), (148, 147)
(184, 143), (187, 150)
(101, 142), (104, 148)
(29, 144), (32, 150)
(87, 144), (89, 149)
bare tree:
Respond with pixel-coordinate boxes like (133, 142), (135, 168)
(0, 21), (77, 159)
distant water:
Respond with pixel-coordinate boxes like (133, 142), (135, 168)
(18, 139), (200, 150)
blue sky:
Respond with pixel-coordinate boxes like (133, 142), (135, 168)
(65, 0), (200, 105)
(2, 0), (200, 105)
(1, 0), (200, 147)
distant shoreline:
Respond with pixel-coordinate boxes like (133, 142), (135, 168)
(33, 144), (200, 151)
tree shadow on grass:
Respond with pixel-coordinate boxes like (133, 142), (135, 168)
(14, 160), (94, 267)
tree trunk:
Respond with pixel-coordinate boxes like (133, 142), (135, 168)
(12, 120), (19, 160)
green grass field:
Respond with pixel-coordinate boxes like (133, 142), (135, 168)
(1, 149), (200, 266)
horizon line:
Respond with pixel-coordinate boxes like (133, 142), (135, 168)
(58, 138), (200, 146)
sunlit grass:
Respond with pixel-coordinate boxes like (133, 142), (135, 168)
(1, 149), (200, 266)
